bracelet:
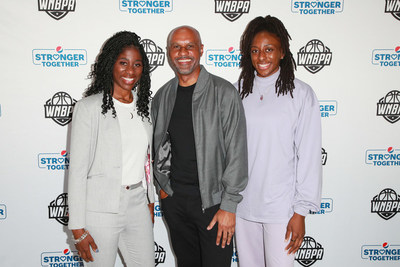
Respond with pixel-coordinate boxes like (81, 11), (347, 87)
(74, 230), (89, 244)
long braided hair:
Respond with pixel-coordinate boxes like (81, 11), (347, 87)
(84, 31), (151, 120)
(238, 15), (296, 99)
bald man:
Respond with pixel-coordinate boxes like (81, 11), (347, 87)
(151, 26), (248, 267)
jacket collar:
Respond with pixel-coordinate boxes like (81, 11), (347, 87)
(172, 65), (210, 94)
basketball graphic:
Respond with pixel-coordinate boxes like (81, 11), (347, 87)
(51, 92), (74, 105)
(377, 90), (400, 124)
(141, 39), (158, 53)
(371, 188), (400, 220)
(297, 39), (332, 74)
(140, 39), (165, 72)
(44, 92), (77, 126)
(384, 90), (400, 103)
(376, 188), (398, 201)
(54, 193), (68, 206)
(48, 193), (69, 226)
(304, 40), (325, 53)
(296, 236), (324, 267)
(155, 242), (166, 266)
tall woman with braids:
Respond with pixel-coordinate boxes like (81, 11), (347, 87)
(234, 16), (322, 267)
(68, 31), (155, 266)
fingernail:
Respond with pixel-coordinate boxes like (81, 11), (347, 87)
(95, 249), (99, 253)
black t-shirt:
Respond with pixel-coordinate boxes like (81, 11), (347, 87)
(168, 84), (199, 192)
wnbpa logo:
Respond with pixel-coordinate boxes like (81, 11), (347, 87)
(48, 193), (69, 226)
(214, 0), (250, 22)
(376, 90), (400, 123)
(155, 242), (166, 266)
(38, 0), (76, 20)
(371, 188), (400, 220)
(385, 0), (400, 21)
(297, 39), (332, 73)
(140, 39), (165, 72)
(321, 148), (327, 165)
(44, 92), (77, 126)
(295, 236), (324, 266)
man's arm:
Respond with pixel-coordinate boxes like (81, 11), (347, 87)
(208, 83), (248, 247)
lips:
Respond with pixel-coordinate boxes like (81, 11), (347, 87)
(257, 63), (271, 70)
(122, 77), (135, 84)
(176, 57), (192, 64)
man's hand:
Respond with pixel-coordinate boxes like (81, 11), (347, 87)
(207, 209), (235, 248)
(159, 189), (169, 199)
(72, 229), (98, 262)
(148, 203), (155, 223)
(285, 213), (305, 255)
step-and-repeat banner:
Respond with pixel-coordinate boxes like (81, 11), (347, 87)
(0, 1), (399, 266)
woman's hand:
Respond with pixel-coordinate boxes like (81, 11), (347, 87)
(148, 203), (155, 223)
(285, 213), (305, 255)
(72, 229), (98, 262)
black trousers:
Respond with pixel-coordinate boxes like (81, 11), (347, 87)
(161, 190), (233, 267)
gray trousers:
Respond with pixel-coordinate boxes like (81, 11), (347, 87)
(84, 185), (154, 267)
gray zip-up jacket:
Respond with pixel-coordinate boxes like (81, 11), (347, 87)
(151, 66), (248, 213)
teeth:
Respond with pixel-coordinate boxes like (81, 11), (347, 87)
(178, 59), (191, 63)
(258, 64), (270, 68)
(122, 77), (134, 81)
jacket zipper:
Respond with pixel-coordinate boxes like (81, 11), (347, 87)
(191, 86), (205, 213)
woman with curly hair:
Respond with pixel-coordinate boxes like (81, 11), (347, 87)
(234, 16), (322, 267)
(67, 31), (155, 266)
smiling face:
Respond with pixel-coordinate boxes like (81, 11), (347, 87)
(250, 31), (284, 78)
(167, 27), (203, 85)
(112, 46), (143, 96)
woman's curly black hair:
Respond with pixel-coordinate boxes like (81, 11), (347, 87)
(238, 15), (296, 99)
(84, 31), (151, 120)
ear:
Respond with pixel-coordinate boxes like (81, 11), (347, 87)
(200, 44), (204, 57)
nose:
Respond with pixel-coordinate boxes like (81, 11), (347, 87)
(178, 46), (189, 56)
(258, 50), (266, 60)
(125, 64), (134, 74)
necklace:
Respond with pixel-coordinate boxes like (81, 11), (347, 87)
(113, 95), (136, 119)
(255, 87), (264, 101)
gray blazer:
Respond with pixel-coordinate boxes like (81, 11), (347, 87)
(68, 93), (155, 230)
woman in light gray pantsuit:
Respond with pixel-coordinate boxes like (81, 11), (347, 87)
(68, 31), (155, 267)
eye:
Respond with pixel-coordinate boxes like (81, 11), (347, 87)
(186, 44), (194, 49)
(172, 44), (180, 50)
(251, 49), (259, 54)
(119, 60), (128, 66)
(134, 62), (142, 67)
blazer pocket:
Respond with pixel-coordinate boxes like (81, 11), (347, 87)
(86, 174), (119, 213)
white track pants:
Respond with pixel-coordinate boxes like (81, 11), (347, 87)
(236, 216), (294, 267)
